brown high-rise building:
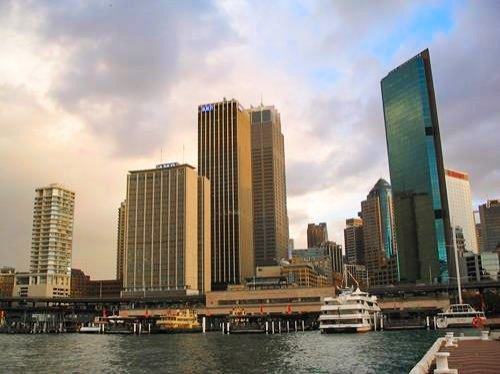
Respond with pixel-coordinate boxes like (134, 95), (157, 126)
(122, 163), (210, 297)
(307, 223), (328, 248)
(344, 218), (364, 265)
(361, 179), (399, 286)
(479, 200), (500, 253)
(198, 99), (254, 290)
(0, 267), (15, 297)
(249, 105), (289, 266)
(70, 268), (90, 297)
(116, 200), (126, 281)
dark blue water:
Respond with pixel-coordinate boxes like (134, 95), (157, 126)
(0, 330), (472, 373)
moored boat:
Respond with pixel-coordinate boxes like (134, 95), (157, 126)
(155, 309), (202, 333)
(78, 324), (102, 334)
(436, 304), (486, 329)
(319, 288), (381, 333)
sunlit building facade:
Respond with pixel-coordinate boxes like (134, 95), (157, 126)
(445, 169), (478, 253)
(24, 184), (75, 297)
(122, 163), (210, 297)
(198, 99), (254, 290)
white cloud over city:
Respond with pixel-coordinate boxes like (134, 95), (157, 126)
(0, 0), (498, 278)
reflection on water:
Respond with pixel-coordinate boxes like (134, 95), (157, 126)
(0, 330), (473, 373)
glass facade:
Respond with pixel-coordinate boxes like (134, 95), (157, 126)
(369, 179), (396, 259)
(381, 49), (451, 283)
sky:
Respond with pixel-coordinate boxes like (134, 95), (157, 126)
(0, 1), (499, 279)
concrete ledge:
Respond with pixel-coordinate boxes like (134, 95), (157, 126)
(410, 337), (444, 374)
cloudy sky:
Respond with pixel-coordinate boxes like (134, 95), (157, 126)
(1, 1), (498, 279)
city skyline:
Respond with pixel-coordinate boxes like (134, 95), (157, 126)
(1, 2), (499, 279)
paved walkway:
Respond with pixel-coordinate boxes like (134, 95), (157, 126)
(439, 339), (500, 373)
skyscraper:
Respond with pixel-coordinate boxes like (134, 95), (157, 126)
(361, 179), (399, 285)
(197, 177), (211, 293)
(445, 169), (478, 253)
(27, 184), (75, 297)
(249, 105), (289, 266)
(122, 163), (210, 297)
(116, 200), (126, 280)
(381, 48), (451, 283)
(344, 218), (364, 265)
(479, 200), (500, 253)
(198, 99), (254, 290)
(307, 222), (328, 248)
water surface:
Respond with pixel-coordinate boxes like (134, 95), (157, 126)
(0, 330), (470, 373)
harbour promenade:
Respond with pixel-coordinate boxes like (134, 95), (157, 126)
(410, 330), (500, 374)
(1, 280), (499, 334)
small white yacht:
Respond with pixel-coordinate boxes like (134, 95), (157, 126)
(78, 324), (101, 334)
(319, 288), (381, 333)
(436, 304), (486, 329)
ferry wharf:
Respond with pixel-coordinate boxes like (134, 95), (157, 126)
(410, 330), (500, 374)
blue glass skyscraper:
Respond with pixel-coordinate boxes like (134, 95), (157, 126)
(381, 49), (451, 283)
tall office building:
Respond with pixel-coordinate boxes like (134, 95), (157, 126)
(197, 177), (211, 293)
(361, 179), (399, 285)
(198, 99), (254, 290)
(249, 105), (289, 266)
(479, 200), (500, 253)
(445, 169), (478, 253)
(344, 218), (364, 265)
(381, 49), (452, 283)
(307, 223), (328, 248)
(26, 184), (75, 297)
(122, 163), (210, 297)
(116, 200), (126, 280)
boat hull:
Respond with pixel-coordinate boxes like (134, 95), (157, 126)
(230, 329), (266, 334)
(78, 327), (101, 334)
(155, 327), (202, 334)
(105, 329), (133, 334)
(320, 323), (372, 333)
(436, 317), (478, 329)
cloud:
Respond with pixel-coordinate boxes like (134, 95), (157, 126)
(26, 1), (237, 157)
(428, 3), (500, 202)
(0, 0), (498, 276)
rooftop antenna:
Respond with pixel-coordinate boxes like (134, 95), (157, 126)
(182, 144), (185, 164)
(260, 93), (263, 107)
(160, 147), (163, 164)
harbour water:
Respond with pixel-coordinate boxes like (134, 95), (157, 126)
(0, 330), (472, 373)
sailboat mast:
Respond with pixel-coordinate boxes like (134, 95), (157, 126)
(452, 225), (463, 304)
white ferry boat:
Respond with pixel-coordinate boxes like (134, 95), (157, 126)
(319, 288), (381, 333)
(436, 304), (486, 329)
